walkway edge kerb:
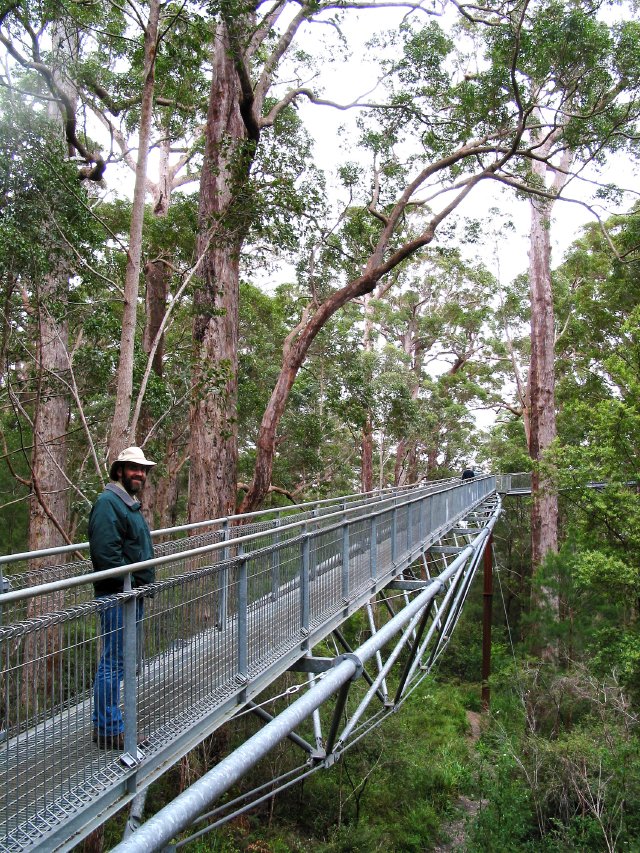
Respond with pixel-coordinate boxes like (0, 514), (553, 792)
(110, 540), (483, 853)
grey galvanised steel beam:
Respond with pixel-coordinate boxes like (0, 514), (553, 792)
(332, 629), (387, 705)
(110, 530), (493, 853)
(0, 479), (497, 852)
(110, 657), (361, 853)
(246, 702), (319, 757)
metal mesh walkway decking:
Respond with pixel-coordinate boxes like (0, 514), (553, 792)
(0, 477), (497, 851)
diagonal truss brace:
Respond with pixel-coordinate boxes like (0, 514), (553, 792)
(112, 494), (501, 853)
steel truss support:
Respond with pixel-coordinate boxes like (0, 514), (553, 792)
(113, 494), (501, 853)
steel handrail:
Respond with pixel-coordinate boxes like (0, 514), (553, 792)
(0, 477), (494, 606)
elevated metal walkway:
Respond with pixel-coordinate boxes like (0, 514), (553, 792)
(0, 477), (501, 852)
(495, 473), (532, 495)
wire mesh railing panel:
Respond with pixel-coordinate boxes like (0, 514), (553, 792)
(409, 501), (422, 552)
(0, 600), (131, 843)
(138, 567), (237, 734)
(246, 549), (302, 677)
(308, 528), (342, 629)
(272, 539), (303, 593)
(247, 539), (303, 666)
(245, 549), (273, 610)
(428, 490), (449, 535)
(376, 511), (392, 565)
(398, 504), (410, 558)
(0, 564), (94, 630)
(347, 520), (371, 596)
(3, 558), (91, 593)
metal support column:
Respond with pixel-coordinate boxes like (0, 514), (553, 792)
(301, 527), (310, 645)
(217, 520), (229, 630)
(481, 533), (493, 711)
(123, 573), (140, 779)
(238, 547), (248, 682)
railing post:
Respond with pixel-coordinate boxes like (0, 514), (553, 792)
(271, 518), (280, 600)
(122, 572), (138, 761)
(342, 522), (350, 601)
(301, 525), (310, 644)
(481, 534), (493, 711)
(309, 508), (318, 582)
(238, 546), (248, 682)
(370, 515), (377, 585)
(391, 506), (398, 564)
(217, 519), (229, 630)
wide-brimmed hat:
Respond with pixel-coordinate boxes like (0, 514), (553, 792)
(109, 446), (156, 480)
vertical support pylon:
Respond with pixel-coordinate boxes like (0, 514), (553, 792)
(481, 533), (493, 711)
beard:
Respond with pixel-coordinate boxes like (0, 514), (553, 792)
(122, 471), (145, 495)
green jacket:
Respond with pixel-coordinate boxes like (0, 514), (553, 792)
(89, 483), (155, 596)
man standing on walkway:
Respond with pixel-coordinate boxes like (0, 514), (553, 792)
(89, 446), (156, 750)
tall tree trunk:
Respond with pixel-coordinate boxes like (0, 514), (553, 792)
(528, 185), (558, 570)
(29, 276), (70, 553)
(394, 438), (408, 486)
(27, 20), (75, 555)
(394, 313), (422, 487)
(108, 0), (160, 461)
(361, 415), (374, 493)
(406, 444), (419, 484)
(361, 293), (374, 493)
(526, 124), (574, 632)
(23, 21), (74, 716)
(138, 136), (171, 523)
(187, 24), (248, 522)
(527, 126), (573, 582)
(154, 448), (186, 529)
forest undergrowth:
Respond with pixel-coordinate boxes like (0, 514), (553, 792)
(97, 592), (640, 853)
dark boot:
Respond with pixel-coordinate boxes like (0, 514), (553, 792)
(92, 730), (125, 751)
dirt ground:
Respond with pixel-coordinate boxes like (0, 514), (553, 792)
(431, 711), (487, 852)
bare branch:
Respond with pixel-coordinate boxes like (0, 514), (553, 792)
(129, 219), (225, 438)
(0, 25), (107, 180)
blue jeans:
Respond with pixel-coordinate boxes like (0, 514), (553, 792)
(92, 597), (143, 736)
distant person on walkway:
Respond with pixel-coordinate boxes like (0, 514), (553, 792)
(89, 446), (156, 750)
(461, 467), (475, 480)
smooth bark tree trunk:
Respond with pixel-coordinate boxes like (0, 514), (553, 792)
(526, 124), (574, 630)
(138, 139), (171, 522)
(28, 20), (75, 556)
(23, 22), (74, 714)
(29, 276), (70, 553)
(528, 189), (560, 631)
(528, 189), (558, 568)
(361, 294), (374, 493)
(108, 0), (160, 461)
(394, 310), (424, 486)
(361, 415), (374, 494)
(527, 126), (573, 584)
